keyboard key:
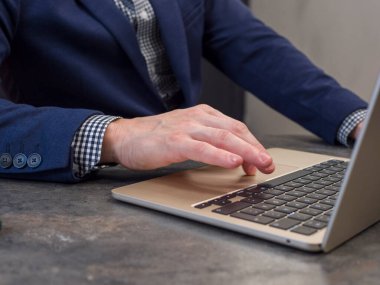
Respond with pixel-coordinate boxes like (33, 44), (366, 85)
(331, 174), (344, 180)
(330, 159), (345, 164)
(275, 206), (297, 214)
(313, 172), (329, 178)
(303, 220), (327, 229)
(329, 194), (339, 200)
(314, 180), (334, 186)
(263, 211), (287, 219)
(330, 166), (344, 172)
(270, 218), (300, 230)
(253, 193), (274, 200)
(256, 185), (272, 192)
(324, 210), (334, 216)
(236, 189), (253, 197)
(212, 201), (251, 215)
(244, 185), (263, 193)
(265, 189), (285, 196)
(303, 175), (321, 181)
(259, 169), (312, 188)
(291, 226), (317, 236)
(223, 193), (238, 199)
(310, 203), (333, 211)
(325, 185), (340, 192)
(194, 202), (212, 209)
(241, 197), (264, 204)
(287, 190), (306, 198)
(315, 189), (336, 196)
(320, 160), (341, 166)
(286, 201), (308, 209)
(314, 215), (330, 223)
(241, 207), (265, 216)
(296, 197), (318, 205)
(307, 183), (325, 190)
(288, 212), (312, 221)
(306, 193), (327, 200)
(277, 194), (297, 202)
(231, 212), (274, 225)
(324, 176), (341, 183)
(253, 203), (276, 211)
(305, 165), (324, 172)
(299, 208), (323, 216)
(274, 185), (294, 192)
(265, 199), (287, 206)
(284, 182), (304, 188)
(211, 198), (232, 206)
(320, 199), (336, 206)
(293, 178), (311, 185)
(319, 169), (336, 175)
(296, 186), (316, 194)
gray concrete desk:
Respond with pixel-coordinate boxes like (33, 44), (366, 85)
(0, 135), (379, 285)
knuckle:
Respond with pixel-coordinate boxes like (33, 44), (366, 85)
(197, 104), (212, 111)
(232, 121), (248, 134)
(194, 142), (209, 154)
(215, 129), (231, 142)
(178, 119), (196, 130)
(187, 107), (201, 117)
(166, 132), (185, 144)
(191, 141), (209, 156)
(194, 104), (215, 114)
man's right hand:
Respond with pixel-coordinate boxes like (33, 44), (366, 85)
(100, 104), (275, 175)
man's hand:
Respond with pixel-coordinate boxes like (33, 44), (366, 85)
(100, 104), (275, 175)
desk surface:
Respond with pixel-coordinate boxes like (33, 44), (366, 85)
(0, 135), (379, 285)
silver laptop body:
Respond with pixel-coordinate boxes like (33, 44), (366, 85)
(112, 76), (380, 252)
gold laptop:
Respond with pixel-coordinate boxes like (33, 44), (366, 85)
(112, 76), (380, 252)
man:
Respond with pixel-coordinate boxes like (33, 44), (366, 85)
(0, 0), (367, 182)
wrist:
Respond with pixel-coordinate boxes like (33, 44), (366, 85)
(100, 118), (123, 164)
(349, 122), (364, 141)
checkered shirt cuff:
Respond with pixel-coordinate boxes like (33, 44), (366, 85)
(71, 115), (121, 178)
(337, 109), (367, 147)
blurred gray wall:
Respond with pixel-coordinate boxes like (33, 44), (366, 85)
(245, 0), (380, 137)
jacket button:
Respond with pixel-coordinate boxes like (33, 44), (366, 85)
(27, 153), (42, 168)
(0, 153), (13, 169)
(13, 153), (27, 169)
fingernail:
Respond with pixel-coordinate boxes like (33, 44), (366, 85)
(231, 155), (239, 163)
(230, 155), (243, 167)
(259, 152), (271, 164)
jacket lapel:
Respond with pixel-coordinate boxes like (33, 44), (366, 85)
(149, 0), (194, 106)
(77, 0), (158, 96)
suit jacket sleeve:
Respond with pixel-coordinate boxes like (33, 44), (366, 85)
(202, 0), (368, 144)
(0, 0), (101, 182)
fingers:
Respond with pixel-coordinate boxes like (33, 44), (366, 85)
(175, 139), (243, 169)
(196, 106), (266, 149)
(186, 105), (274, 174)
(190, 126), (273, 172)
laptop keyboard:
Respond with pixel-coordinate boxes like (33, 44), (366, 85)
(194, 160), (348, 236)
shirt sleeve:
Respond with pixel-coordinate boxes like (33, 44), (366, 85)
(71, 115), (121, 178)
(336, 109), (367, 147)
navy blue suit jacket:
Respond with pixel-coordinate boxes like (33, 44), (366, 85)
(0, 0), (367, 182)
